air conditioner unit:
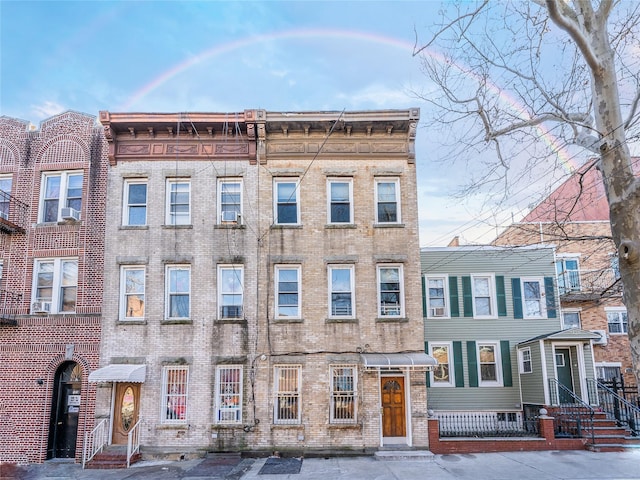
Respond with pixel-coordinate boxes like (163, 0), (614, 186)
(221, 210), (238, 223)
(430, 307), (446, 317)
(61, 207), (80, 221)
(32, 301), (52, 314)
(591, 330), (608, 345)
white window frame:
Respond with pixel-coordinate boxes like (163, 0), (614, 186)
(39, 170), (83, 223)
(214, 365), (243, 424)
(161, 365), (189, 424)
(519, 347), (533, 374)
(218, 178), (242, 224)
(330, 365), (357, 424)
(426, 275), (449, 319)
(274, 365), (301, 424)
(275, 265), (301, 319)
(561, 308), (582, 330)
(0, 174), (13, 221)
(327, 178), (353, 224)
(328, 265), (355, 319)
(521, 277), (547, 319)
(274, 178), (300, 225)
(374, 177), (401, 224)
(123, 179), (148, 226)
(477, 342), (503, 386)
(556, 256), (581, 293)
(377, 264), (404, 318)
(218, 265), (244, 319)
(166, 265), (191, 319)
(429, 342), (454, 387)
(606, 307), (628, 335)
(165, 178), (191, 225)
(32, 258), (78, 314)
(471, 274), (497, 319)
(120, 266), (145, 320)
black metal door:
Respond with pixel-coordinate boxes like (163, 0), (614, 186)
(47, 362), (81, 459)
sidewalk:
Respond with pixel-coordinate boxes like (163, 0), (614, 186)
(6, 450), (640, 480)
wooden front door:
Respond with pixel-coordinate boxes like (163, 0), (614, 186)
(381, 376), (406, 437)
(112, 383), (140, 445)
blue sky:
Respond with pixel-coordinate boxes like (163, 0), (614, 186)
(0, 0), (543, 246)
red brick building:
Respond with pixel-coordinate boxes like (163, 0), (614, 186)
(0, 112), (107, 463)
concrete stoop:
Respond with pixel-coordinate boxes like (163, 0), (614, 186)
(374, 450), (435, 461)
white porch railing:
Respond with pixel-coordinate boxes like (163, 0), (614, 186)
(127, 419), (142, 468)
(82, 418), (108, 468)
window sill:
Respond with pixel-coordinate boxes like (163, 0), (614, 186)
(327, 423), (360, 429)
(215, 224), (246, 229)
(273, 318), (304, 324)
(162, 224), (193, 229)
(325, 224), (357, 229)
(373, 223), (405, 228)
(120, 225), (149, 230)
(375, 317), (409, 323)
(161, 319), (193, 325)
(118, 319), (147, 325)
(326, 317), (358, 324)
(271, 224), (303, 229)
(217, 318), (248, 325)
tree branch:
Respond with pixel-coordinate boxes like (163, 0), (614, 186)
(625, 86), (640, 130)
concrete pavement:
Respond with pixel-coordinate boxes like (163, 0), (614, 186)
(5, 450), (640, 479)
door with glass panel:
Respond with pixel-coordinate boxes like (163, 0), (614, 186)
(112, 383), (140, 444)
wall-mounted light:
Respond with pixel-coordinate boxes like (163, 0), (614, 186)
(36, 379), (44, 385)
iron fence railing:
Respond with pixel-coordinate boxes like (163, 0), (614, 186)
(590, 378), (640, 436)
(548, 379), (595, 443)
(437, 412), (539, 438)
(0, 191), (28, 233)
(0, 290), (23, 326)
(558, 268), (621, 296)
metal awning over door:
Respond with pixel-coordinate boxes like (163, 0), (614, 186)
(360, 352), (437, 371)
(88, 364), (146, 383)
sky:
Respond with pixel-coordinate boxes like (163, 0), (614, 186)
(0, 0), (596, 246)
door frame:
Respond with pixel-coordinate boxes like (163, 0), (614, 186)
(552, 342), (588, 404)
(110, 382), (141, 445)
(378, 371), (411, 447)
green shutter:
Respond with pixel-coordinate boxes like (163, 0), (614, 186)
(425, 341), (430, 387)
(500, 340), (513, 387)
(544, 277), (557, 318)
(467, 341), (478, 387)
(512, 278), (523, 319)
(462, 276), (473, 317)
(421, 276), (427, 318)
(449, 276), (459, 317)
(496, 276), (507, 317)
(453, 341), (464, 387)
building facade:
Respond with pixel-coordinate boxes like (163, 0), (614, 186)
(0, 112), (107, 463)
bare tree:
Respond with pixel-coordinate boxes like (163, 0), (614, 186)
(414, 1), (640, 379)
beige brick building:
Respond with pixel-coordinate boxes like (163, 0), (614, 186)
(91, 108), (431, 459)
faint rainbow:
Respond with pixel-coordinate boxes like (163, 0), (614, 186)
(121, 28), (576, 173)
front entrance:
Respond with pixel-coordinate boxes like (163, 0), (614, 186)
(112, 383), (140, 445)
(381, 376), (406, 439)
(555, 348), (575, 403)
(47, 362), (82, 459)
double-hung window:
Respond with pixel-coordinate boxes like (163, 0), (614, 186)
(162, 366), (188, 423)
(166, 265), (190, 319)
(562, 309), (581, 329)
(430, 343), (454, 386)
(218, 179), (242, 223)
(218, 265), (243, 319)
(215, 366), (243, 424)
(377, 265), (404, 317)
(519, 347), (533, 374)
(40, 171), (83, 222)
(556, 257), (580, 294)
(123, 179), (147, 226)
(471, 274), (497, 318)
(275, 265), (301, 318)
(274, 365), (301, 424)
(426, 275), (449, 318)
(274, 179), (299, 225)
(330, 366), (356, 423)
(166, 179), (190, 225)
(521, 277), (546, 319)
(0, 175), (12, 221)
(32, 258), (78, 314)
(121, 266), (145, 320)
(606, 308), (628, 334)
(375, 178), (400, 224)
(328, 265), (354, 318)
(327, 179), (353, 224)
(478, 342), (502, 386)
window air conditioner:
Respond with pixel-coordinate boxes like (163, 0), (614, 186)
(221, 211), (238, 223)
(591, 330), (608, 345)
(61, 207), (80, 221)
(430, 307), (446, 317)
(32, 301), (52, 314)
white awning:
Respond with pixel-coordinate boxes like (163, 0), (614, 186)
(361, 353), (438, 371)
(88, 364), (146, 383)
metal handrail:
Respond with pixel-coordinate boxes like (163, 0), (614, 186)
(127, 419), (141, 468)
(548, 379), (595, 444)
(82, 418), (108, 469)
(590, 378), (640, 436)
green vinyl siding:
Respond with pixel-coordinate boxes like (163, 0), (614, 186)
(519, 342), (547, 405)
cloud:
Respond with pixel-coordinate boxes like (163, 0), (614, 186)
(30, 101), (66, 120)
(336, 84), (412, 109)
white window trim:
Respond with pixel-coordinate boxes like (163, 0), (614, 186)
(518, 347), (533, 374)
(123, 178), (148, 226)
(429, 342), (455, 387)
(374, 177), (401, 224)
(425, 274), (450, 319)
(605, 306), (628, 335)
(326, 178), (354, 225)
(218, 265), (244, 319)
(120, 265), (146, 320)
(214, 365), (243, 424)
(32, 257), (78, 314)
(165, 264), (191, 320)
(217, 178), (243, 224)
(161, 365), (189, 424)
(471, 273), (498, 319)
(330, 365), (357, 424)
(275, 265), (301, 319)
(327, 264), (355, 319)
(377, 264), (405, 318)
(520, 277), (547, 319)
(561, 308), (582, 330)
(273, 178), (300, 225)
(274, 365), (302, 424)
(39, 170), (83, 223)
(477, 341), (503, 387)
(165, 178), (191, 225)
